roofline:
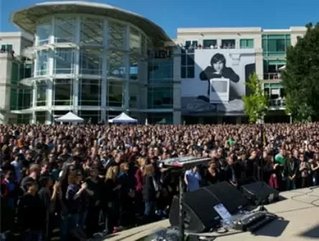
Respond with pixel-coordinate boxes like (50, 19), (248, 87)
(178, 27), (262, 34)
(177, 26), (307, 35)
(0, 31), (34, 40)
(12, 1), (172, 47)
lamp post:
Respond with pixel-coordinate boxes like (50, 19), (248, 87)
(257, 116), (265, 181)
(288, 113), (292, 124)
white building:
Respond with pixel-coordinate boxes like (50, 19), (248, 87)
(175, 27), (306, 123)
(0, 32), (33, 123)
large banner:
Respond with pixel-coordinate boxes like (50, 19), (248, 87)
(181, 49), (256, 114)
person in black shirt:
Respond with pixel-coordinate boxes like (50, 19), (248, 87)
(205, 161), (220, 185)
(17, 179), (45, 241)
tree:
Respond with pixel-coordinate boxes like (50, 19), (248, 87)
(243, 73), (268, 123)
(282, 22), (319, 122)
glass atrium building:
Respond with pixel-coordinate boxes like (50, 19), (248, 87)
(12, 1), (179, 124)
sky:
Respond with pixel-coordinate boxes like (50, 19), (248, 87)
(0, 0), (318, 38)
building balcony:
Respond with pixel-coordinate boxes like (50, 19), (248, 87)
(263, 72), (282, 81)
(268, 98), (286, 110)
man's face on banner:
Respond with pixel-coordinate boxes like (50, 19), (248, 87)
(213, 60), (224, 74)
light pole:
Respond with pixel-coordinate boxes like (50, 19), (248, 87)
(288, 113), (292, 124)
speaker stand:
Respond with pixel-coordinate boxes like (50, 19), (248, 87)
(179, 174), (185, 241)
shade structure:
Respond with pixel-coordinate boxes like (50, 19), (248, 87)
(108, 112), (138, 124)
(54, 112), (84, 123)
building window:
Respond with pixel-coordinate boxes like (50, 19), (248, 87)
(129, 83), (139, 108)
(36, 50), (49, 76)
(108, 80), (123, 107)
(148, 59), (173, 82)
(130, 27), (141, 53)
(79, 79), (101, 106)
(240, 39), (254, 49)
(53, 79), (72, 105)
(108, 51), (126, 78)
(148, 85), (173, 109)
(36, 81), (47, 106)
(129, 54), (139, 80)
(78, 111), (100, 124)
(221, 39), (235, 49)
(35, 111), (47, 124)
(36, 18), (51, 45)
(203, 39), (217, 49)
(18, 87), (32, 110)
(80, 17), (103, 45)
(181, 49), (194, 78)
(262, 34), (291, 55)
(80, 48), (102, 75)
(54, 16), (76, 43)
(54, 48), (74, 74)
(0, 44), (13, 53)
(184, 40), (198, 49)
(109, 21), (126, 50)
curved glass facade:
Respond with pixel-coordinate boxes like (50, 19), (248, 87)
(30, 14), (151, 123)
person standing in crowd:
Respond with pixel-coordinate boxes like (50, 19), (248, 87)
(204, 160), (220, 185)
(244, 149), (259, 182)
(17, 179), (45, 241)
(291, 149), (302, 188)
(117, 162), (135, 229)
(142, 164), (159, 223)
(134, 157), (146, 218)
(0, 169), (18, 239)
(85, 167), (103, 238)
(299, 154), (310, 188)
(103, 165), (119, 234)
(37, 175), (57, 241)
(310, 153), (319, 186)
(275, 148), (287, 191)
(184, 165), (201, 192)
(284, 151), (298, 190)
(20, 164), (40, 193)
(263, 151), (279, 189)
(224, 152), (241, 187)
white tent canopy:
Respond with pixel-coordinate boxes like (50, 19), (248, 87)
(108, 112), (138, 124)
(54, 112), (84, 123)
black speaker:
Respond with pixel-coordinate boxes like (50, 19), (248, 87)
(205, 181), (248, 214)
(169, 188), (222, 233)
(241, 181), (279, 205)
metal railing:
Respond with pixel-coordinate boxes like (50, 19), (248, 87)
(264, 73), (281, 80)
(268, 98), (286, 108)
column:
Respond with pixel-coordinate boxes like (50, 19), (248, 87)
(173, 47), (182, 124)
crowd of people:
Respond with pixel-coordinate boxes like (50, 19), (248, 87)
(1, 122), (319, 241)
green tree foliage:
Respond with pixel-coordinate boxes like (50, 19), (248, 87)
(243, 73), (268, 123)
(282, 23), (319, 122)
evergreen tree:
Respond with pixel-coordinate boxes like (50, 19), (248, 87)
(282, 23), (319, 122)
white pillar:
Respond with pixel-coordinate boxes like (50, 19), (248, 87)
(173, 47), (182, 124)
(46, 79), (53, 124)
(123, 25), (130, 111)
(101, 19), (108, 122)
(72, 17), (81, 114)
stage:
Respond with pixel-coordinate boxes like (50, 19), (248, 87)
(104, 187), (319, 241)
